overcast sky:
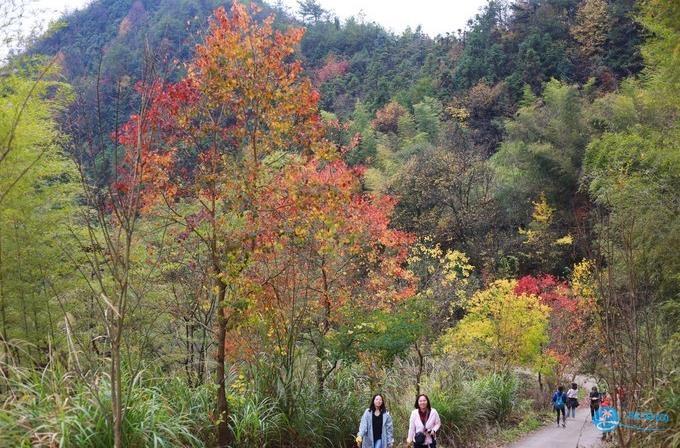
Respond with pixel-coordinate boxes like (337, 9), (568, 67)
(1, 0), (488, 61)
(26, 0), (488, 36)
(280, 0), (488, 35)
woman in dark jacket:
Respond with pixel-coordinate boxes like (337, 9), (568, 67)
(590, 386), (601, 421)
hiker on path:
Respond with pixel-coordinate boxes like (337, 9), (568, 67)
(597, 392), (614, 441)
(407, 394), (441, 448)
(356, 394), (394, 448)
(601, 391), (612, 407)
(589, 386), (601, 421)
(566, 382), (579, 418)
(552, 385), (567, 427)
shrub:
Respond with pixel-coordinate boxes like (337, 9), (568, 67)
(430, 371), (519, 445)
(469, 373), (518, 423)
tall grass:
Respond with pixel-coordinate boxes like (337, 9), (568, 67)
(229, 396), (282, 446)
(637, 370), (680, 448)
(430, 373), (518, 443)
(2, 353), (366, 448)
(239, 359), (365, 447)
(377, 355), (522, 446)
(468, 373), (518, 423)
(0, 361), (213, 447)
(2, 346), (528, 448)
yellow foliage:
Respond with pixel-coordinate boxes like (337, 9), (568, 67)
(519, 228), (538, 244)
(446, 105), (470, 123)
(571, 259), (596, 299)
(531, 193), (554, 225)
(554, 234), (573, 246)
(442, 250), (474, 285)
(441, 279), (550, 370)
(408, 240), (474, 304)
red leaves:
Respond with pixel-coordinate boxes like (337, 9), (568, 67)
(516, 274), (593, 372)
(515, 274), (578, 312)
(315, 55), (350, 84)
(251, 155), (415, 322)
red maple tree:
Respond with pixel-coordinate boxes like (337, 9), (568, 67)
(515, 274), (593, 382)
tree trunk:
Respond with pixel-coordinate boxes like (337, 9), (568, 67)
(0, 233), (7, 346)
(185, 319), (193, 387)
(317, 263), (331, 394)
(215, 279), (231, 448)
(415, 341), (424, 397)
(111, 333), (123, 448)
(316, 344), (324, 395)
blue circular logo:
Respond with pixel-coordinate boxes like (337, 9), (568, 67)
(594, 406), (619, 432)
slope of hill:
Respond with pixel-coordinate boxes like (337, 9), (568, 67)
(31, 0), (643, 151)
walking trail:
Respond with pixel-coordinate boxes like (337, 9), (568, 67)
(505, 377), (603, 448)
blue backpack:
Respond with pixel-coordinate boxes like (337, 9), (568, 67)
(554, 392), (565, 409)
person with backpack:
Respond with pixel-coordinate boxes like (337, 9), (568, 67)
(407, 394), (441, 448)
(552, 385), (567, 427)
(589, 386), (601, 421)
(356, 394), (394, 448)
(566, 382), (579, 418)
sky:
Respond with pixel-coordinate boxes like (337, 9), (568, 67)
(25, 0), (488, 37)
(279, 0), (488, 36)
(0, 0), (487, 62)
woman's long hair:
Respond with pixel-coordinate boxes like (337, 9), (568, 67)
(369, 393), (387, 412)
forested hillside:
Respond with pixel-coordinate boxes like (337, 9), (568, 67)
(33, 0), (643, 148)
(1, 0), (677, 447)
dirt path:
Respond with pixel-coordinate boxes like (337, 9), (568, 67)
(505, 377), (604, 448)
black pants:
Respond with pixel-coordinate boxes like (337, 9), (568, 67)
(555, 406), (565, 424)
(415, 441), (436, 448)
(591, 405), (599, 419)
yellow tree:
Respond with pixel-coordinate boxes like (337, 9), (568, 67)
(518, 193), (574, 274)
(443, 279), (550, 372)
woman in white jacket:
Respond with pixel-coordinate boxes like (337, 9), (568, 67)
(355, 394), (394, 448)
(407, 394), (441, 448)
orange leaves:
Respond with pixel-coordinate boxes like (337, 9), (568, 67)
(190, 3), (323, 155)
(118, 2), (328, 217)
(251, 155), (415, 328)
(114, 3), (415, 368)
